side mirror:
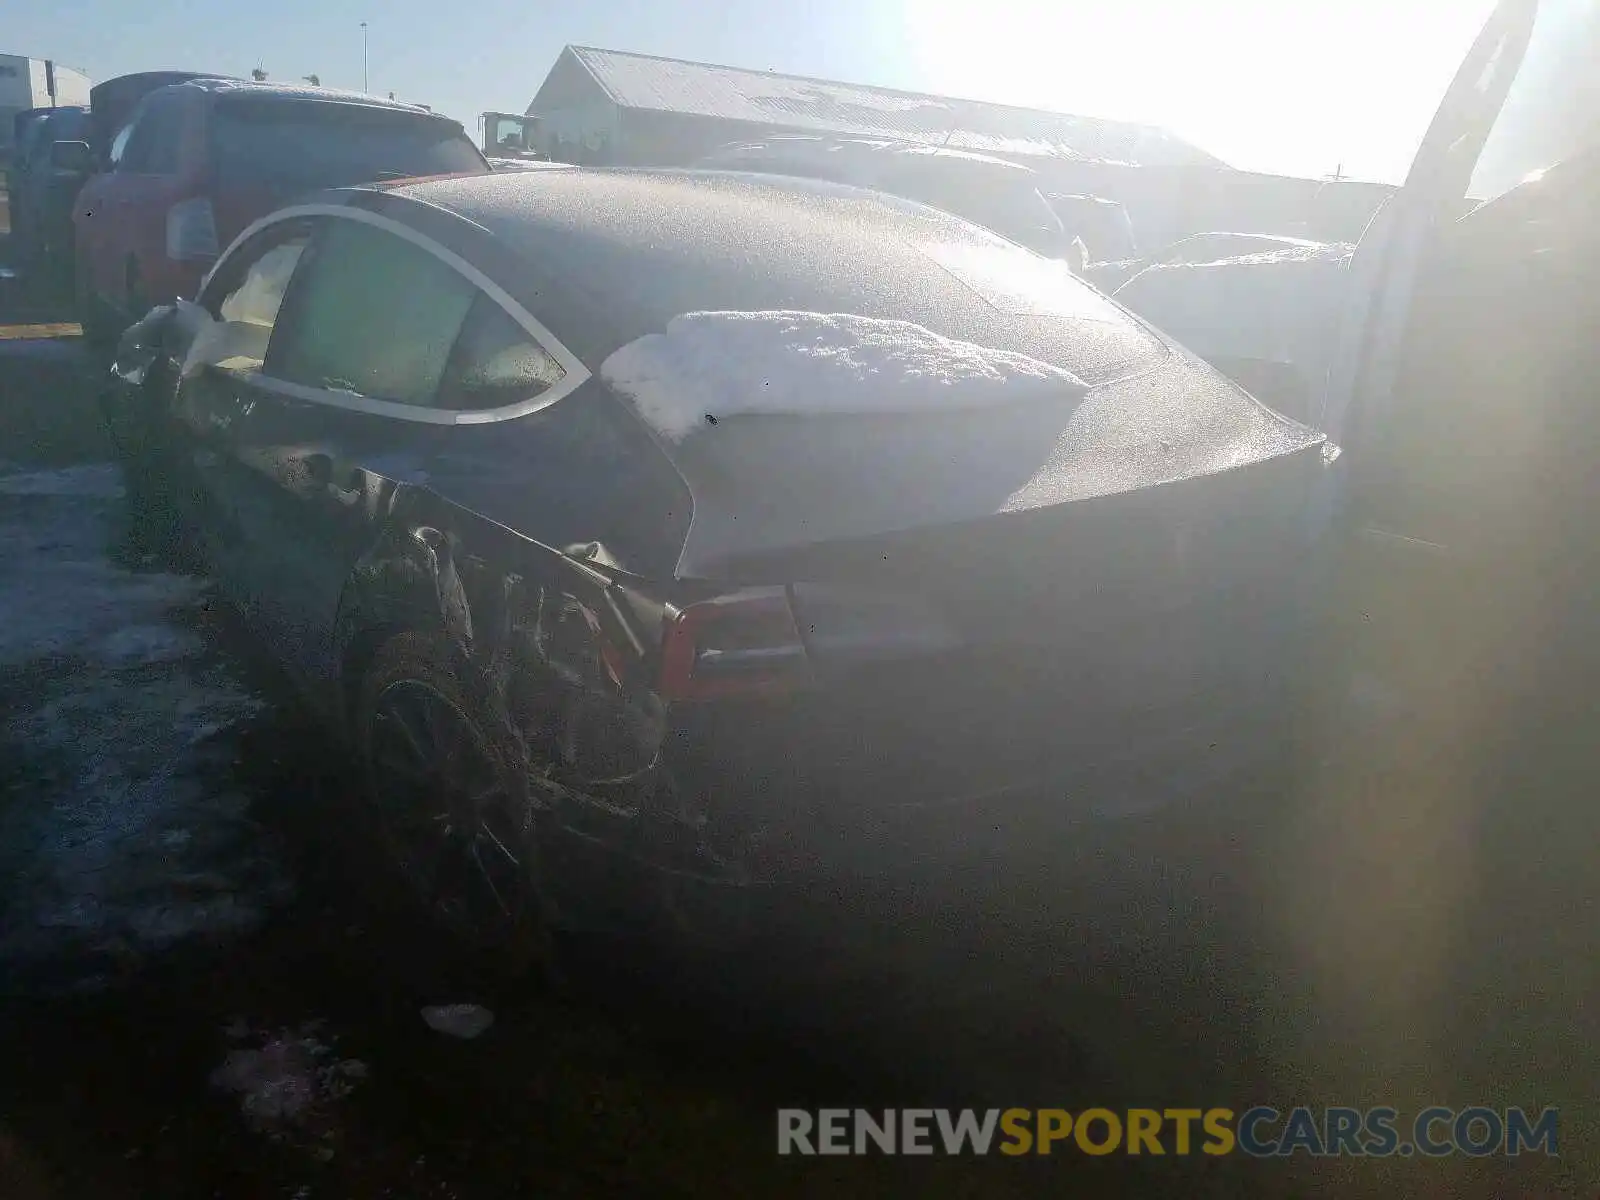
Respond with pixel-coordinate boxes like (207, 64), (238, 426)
(49, 140), (94, 175)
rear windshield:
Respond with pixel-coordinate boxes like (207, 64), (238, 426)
(209, 100), (485, 190)
(1048, 197), (1138, 261)
(886, 166), (1065, 257)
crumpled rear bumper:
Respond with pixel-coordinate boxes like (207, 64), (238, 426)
(664, 668), (1298, 892)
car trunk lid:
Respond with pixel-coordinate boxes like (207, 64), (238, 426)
(682, 441), (1323, 818)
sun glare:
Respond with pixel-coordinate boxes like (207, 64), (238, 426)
(902, 0), (1497, 181)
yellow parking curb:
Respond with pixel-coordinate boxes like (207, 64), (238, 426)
(0, 323), (83, 341)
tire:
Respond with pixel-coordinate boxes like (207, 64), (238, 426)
(355, 629), (554, 970)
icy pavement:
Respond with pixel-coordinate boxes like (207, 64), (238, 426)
(0, 460), (292, 992)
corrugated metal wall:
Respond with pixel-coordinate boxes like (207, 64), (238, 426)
(532, 49), (621, 164)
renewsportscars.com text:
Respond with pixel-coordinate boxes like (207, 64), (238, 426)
(776, 1106), (1559, 1158)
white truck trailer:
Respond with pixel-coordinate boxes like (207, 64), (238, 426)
(1, 55), (92, 155)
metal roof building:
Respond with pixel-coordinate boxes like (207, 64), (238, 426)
(528, 45), (1224, 170)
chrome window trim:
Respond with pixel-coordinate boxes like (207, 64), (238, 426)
(202, 200), (591, 425)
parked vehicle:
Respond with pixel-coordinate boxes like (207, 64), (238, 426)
(100, 169), (1326, 946)
(1106, 236), (1356, 422)
(0, 56), (90, 156)
(8, 106), (51, 170)
(479, 111), (543, 160)
(4, 104), (90, 279)
(1102, 0), (1599, 723)
(71, 79), (490, 351)
(487, 159), (574, 174)
(1046, 192), (1139, 265)
(86, 71), (226, 168)
(1086, 231), (1338, 293)
(1309, 0), (1600, 715)
(694, 136), (1074, 262)
(8, 108), (61, 239)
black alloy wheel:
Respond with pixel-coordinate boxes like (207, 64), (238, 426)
(358, 631), (544, 955)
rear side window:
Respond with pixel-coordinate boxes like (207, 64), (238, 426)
(889, 166), (1064, 256)
(199, 220), (315, 372)
(436, 293), (566, 411)
(269, 217), (476, 405)
(209, 100), (485, 191)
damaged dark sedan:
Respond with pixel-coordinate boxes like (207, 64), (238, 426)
(100, 169), (1327, 948)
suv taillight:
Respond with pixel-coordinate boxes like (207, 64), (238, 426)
(166, 197), (219, 262)
(659, 587), (811, 701)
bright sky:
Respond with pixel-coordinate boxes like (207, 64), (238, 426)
(12, 0), (1496, 183)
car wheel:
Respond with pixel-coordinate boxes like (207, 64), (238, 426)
(356, 630), (553, 967)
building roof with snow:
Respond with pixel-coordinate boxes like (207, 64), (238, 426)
(529, 46), (1225, 169)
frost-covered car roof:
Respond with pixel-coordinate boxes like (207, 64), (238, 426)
(692, 138), (1066, 256)
(373, 169), (1322, 574)
(169, 77), (441, 115)
(385, 168), (1148, 383)
(487, 158), (575, 172)
(699, 135), (1043, 176)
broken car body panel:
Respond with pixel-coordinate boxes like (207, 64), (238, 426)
(101, 168), (1329, 902)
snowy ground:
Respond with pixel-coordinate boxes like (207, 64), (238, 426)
(0, 460), (291, 993)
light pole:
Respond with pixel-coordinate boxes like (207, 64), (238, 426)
(360, 22), (369, 93)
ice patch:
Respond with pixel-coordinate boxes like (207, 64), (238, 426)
(211, 1021), (367, 1130)
(0, 459), (289, 989)
(0, 463), (125, 499)
(0, 476), (206, 667)
(97, 623), (205, 665)
(421, 1004), (496, 1039)
(600, 310), (1085, 442)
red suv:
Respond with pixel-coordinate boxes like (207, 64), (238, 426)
(73, 79), (489, 349)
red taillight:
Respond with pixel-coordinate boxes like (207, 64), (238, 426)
(659, 587), (811, 701)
